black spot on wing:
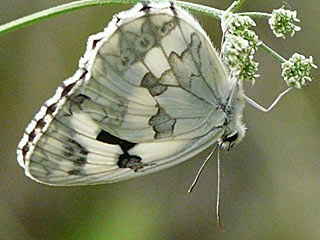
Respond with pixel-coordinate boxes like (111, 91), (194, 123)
(28, 130), (36, 142)
(92, 38), (102, 49)
(118, 153), (143, 171)
(72, 94), (91, 110)
(64, 139), (88, 167)
(115, 16), (121, 24)
(140, 2), (151, 12)
(46, 103), (57, 115)
(22, 145), (29, 158)
(96, 130), (137, 152)
(169, 2), (177, 15)
(68, 169), (82, 175)
(96, 130), (149, 171)
(61, 82), (76, 97)
(74, 157), (87, 167)
(79, 69), (88, 79)
(73, 94), (90, 105)
(35, 118), (45, 129)
(63, 146), (74, 157)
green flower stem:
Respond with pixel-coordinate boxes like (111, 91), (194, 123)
(226, 0), (247, 13)
(0, 0), (142, 35)
(259, 42), (287, 63)
(0, 0), (290, 66)
(0, 0), (223, 36)
(238, 12), (271, 19)
(176, 1), (224, 18)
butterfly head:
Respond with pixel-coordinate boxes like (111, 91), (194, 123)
(220, 122), (246, 151)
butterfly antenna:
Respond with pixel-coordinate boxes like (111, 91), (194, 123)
(227, 83), (238, 109)
(216, 143), (226, 234)
(220, 29), (227, 58)
(188, 144), (218, 193)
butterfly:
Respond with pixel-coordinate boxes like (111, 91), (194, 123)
(17, 1), (289, 186)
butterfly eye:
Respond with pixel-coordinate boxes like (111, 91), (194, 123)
(224, 132), (239, 143)
(222, 132), (239, 151)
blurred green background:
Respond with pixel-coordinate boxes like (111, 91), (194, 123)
(1, 0), (320, 239)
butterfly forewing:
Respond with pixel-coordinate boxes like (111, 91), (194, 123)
(17, 2), (236, 185)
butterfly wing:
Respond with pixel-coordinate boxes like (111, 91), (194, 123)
(17, 2), (234, 186)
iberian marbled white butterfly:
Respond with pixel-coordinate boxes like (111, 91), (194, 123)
(18, 2), (290, 188)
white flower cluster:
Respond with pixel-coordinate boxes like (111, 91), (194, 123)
(222, 36), (259, 82)
(282, 53), (317, 89)
(221, 13), (261, 83)
(268, 7), (301, 39)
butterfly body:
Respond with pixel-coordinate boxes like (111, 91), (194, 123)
(17, 2), (245, 185)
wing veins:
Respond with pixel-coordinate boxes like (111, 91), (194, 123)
(175, 19), (220, 103)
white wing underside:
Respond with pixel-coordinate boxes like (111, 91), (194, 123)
(17, 2), (235, 185)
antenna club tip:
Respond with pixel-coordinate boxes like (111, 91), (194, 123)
(217, 218), (227, 234)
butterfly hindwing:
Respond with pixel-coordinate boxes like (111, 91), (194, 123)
(22, 96), (224, 185)
(17, 2), (236, 185)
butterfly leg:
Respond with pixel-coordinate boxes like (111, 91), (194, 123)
(244, 87), (293, 113)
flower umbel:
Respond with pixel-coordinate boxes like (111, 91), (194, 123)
(222, 13), (260, 49)
(282, 53), (317, 89)
(221, 13), (261, 83)
(222, 35), (259, 83)
(268, 6), (301, 38)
